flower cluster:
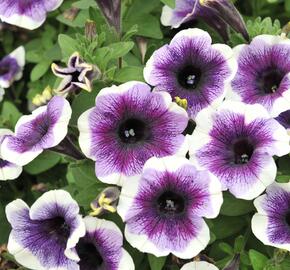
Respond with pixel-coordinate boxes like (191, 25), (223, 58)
(1, 0), (290, 269)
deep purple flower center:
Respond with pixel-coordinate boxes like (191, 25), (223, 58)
(285, 212), (290, 227)
(0, 56), (19, 79)
(232, 138), (254, 164)
(0, 66), (10, 76)
(0, 159), (9, 168)
(118, 118), (150, 144)
(157, 190), (185, 216)
(177, 65), (202, 90)
(257, 68), (284, 94)
(41, 216), (70, 245)
(71, 70), (81, 83)
(76, 239), (104, 268)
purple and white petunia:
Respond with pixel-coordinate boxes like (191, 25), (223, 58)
(229, 35), (290, 117)
(0, 46), (25, 90)
(252, 182), (290, 251)
(1, 96), (72, 166)
(276, 110), (290, 136)
(181, 261), (218, 270)
(76, 216), (134, 270)
(0, 0), (63, 30)
(161, 0), (248, 41)
(0, 129), (22, 181)
(78, 81), (189, 186)
(117, 156), (223, 258)
(189, 101), (290, 200)
(5, 190), (86, 270)
(143, 28), (237, 119)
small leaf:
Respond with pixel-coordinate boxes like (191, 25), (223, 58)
(160, 0), (175, 8)
(249, 250), (269, 270)
(30, 61), (51, 81)
(148, 254), (167, 270)
(58, 34), (79, 59)
(114, 66), (144, 83)
(1, 101), (22, 127)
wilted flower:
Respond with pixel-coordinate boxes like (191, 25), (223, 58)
(0, 46), (25, 89)
(1, 96), (72, 166)
(276, 110), (290, 136)
(0, 0), (64, 30)
(52, 52), (100, 96)
(90, 187), (120, 216)
(5, 190), (85, 270)
(0, 129), (22, 181)
(189, 101), (290, 200)
(78, 81), (189, 186)
(181, 261), (218, 270)
(32, 86), (53, 107)
(76, 216), (134, 270)
(229, 34), (290, 117)
(252, 182), (290, 251)
(161, 0), (248, 41)
(144, 28), (237, 119)
(117, 156), (223, 258)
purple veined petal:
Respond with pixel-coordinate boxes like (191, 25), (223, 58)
(144, 28), (237, 120)
(1, 96), (72, 166)
(181, 261), (219, 270)
(229, 34), (290, 117)
(189, 101), (290, 200)
(76, 216), (134, 270)
(78, 81), (189, 186)
(252, 182), (290, 251)
(5, 190), (85, 270)
(117, 156), (223, 259)
(276, 110), (290, 136)
(0, 0), (64, 30)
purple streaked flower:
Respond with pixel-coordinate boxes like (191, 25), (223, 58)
(117, 156), (223, 258)
(76, 216), (134, 270)
(0, 46), (25, 89)
(52, 52), (100, 97)
(78, 81), (189, 186)
(143, 28), (237, 119)
(252, 182), (290, 251)
(5, 190), (86, 270)
(181, 261), (218, 270)
(276, 110), (290, 135)
(229, 35), (290, 117)
(1, 96), (72, 166)
(161, 0), (248, 41)
(189, 101), (290, 200)
(0, 0), (63, 30)
(0, 129), (22, 181)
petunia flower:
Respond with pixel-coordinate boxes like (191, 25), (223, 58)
(229, 34), (290, 117)
(0, 46), (25, 89)
(161, 0), (249, 41)
(52, 52), (100, 97)
(76, 216), (134, 270)
(0, 0), (64, 30)
(252, 182), (290, 251)
(5, 190), (86, 270)
(117, 156), (223, 258)
(181, 261), (218, 270)
(0, 129), (22, 181)
(78, 81), (189, 186)
(189, 101), (290, 200)
(1, 96), (72, 166)
(143, 28), (237, 119)
(276, 110), (290, 136)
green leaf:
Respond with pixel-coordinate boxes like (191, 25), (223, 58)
(30, 60), (51, 81)
(249, 250), (269, 270)
(220, 192), (254, 216)
(24, 151), (61, 175)
(1, 101), (22, 127)
(148, 254), (167, 270)
(58, 34), (79, 59)
(0, 202), (10, 244)
(114, 66), (144, 83)
(160, 0), (175, 8)
(286, 0), (290, 12)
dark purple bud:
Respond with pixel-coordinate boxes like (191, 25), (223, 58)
(95, 0), (121, 33)
(223, 254), (240, 270)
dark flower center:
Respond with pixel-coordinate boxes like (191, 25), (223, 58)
(42, 216), (70, 245)
(76, 239), (104, 269)
(71, 70), (81, 83)
(232, 138), (254, 164)
(118, 118), (150, 144)
(157, 190), (185, 216)
(0, 159), (9, 168)
(0, 66), (10, 76)
(177, 65), (202, 90)
(258, 68), (284, 94)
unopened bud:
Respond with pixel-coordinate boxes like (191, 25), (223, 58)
(85, 20), (97, 42)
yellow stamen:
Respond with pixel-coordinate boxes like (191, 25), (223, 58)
(175, 96), (188, 110)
